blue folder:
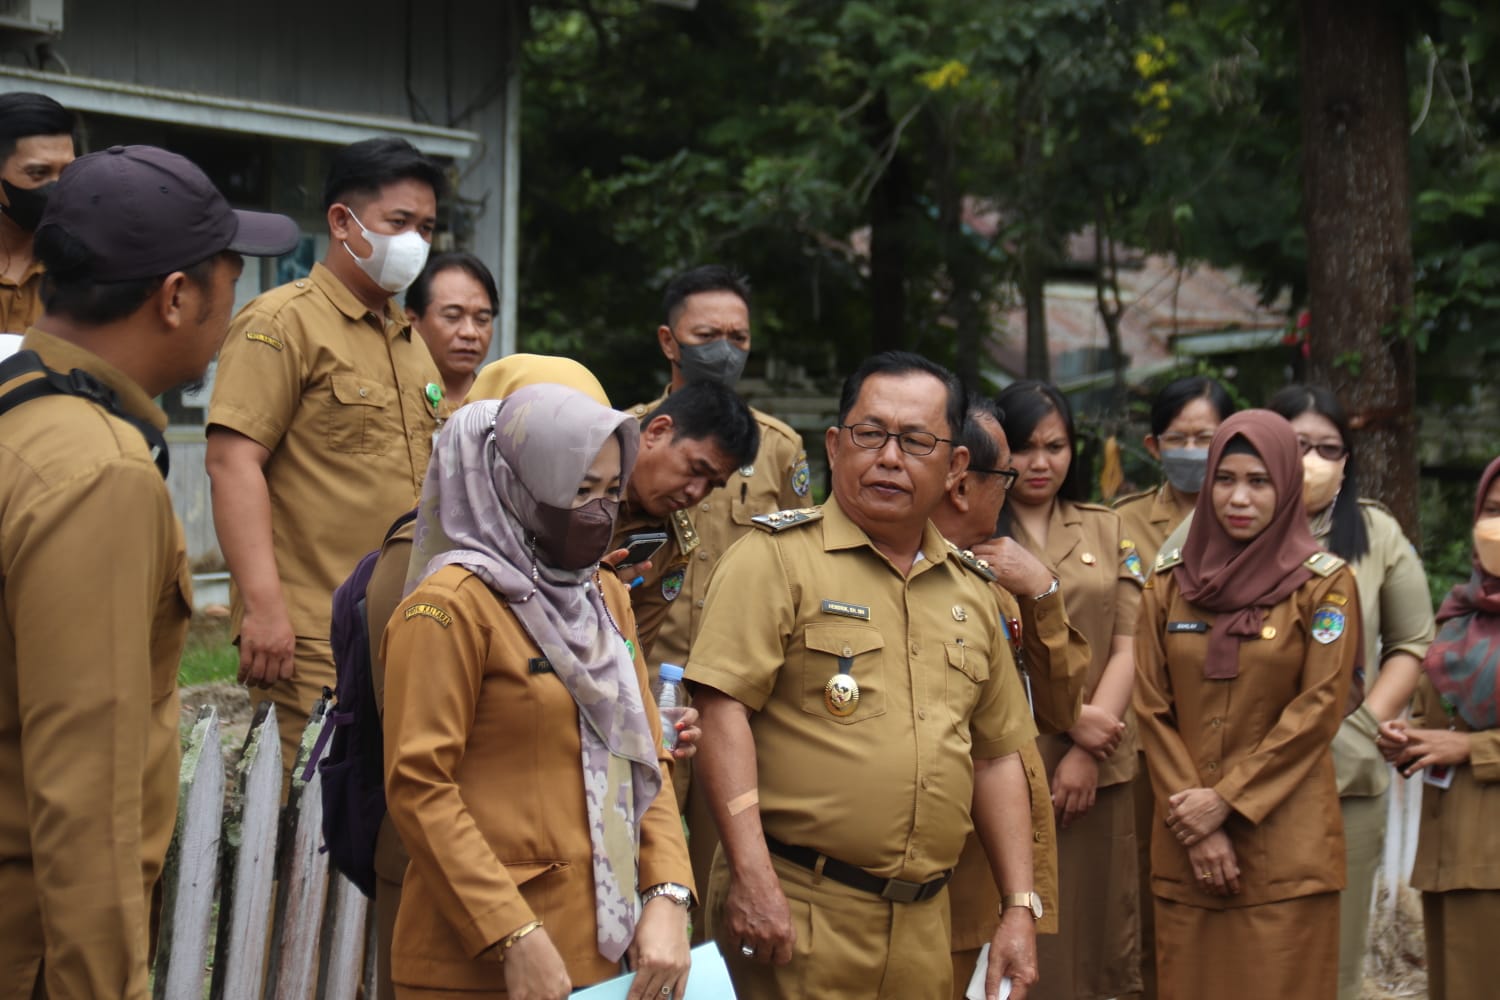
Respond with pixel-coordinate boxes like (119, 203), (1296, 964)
(572, 942), (736, 998)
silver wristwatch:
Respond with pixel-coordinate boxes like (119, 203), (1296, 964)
(1032, 577), (1059, 601)
(641, 882), (693, 907)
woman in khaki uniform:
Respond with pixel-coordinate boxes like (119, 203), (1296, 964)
(996, 381), (1144, 1000)
(383, 387), (693, 999)
(1265, 386), (1435, 1000)
(1136, 410), (1359, 1000)
(1379, 455), (1500, 1000)
(1114, 376), (1233, 998)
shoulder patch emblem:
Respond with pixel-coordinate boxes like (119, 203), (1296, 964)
(1311, 604), (1346, 644)
(1121, 539), (1146, 584)
(661, 565), (685, 602)
(791, 454), (811, 497)
(246, 330), (284, 351)
(403, 602), (452, 628)
(750, 507), (823, 533)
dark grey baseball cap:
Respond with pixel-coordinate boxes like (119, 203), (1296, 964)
(35, 144), (299, 281)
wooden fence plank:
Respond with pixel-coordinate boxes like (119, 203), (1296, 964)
(153, 706), (224, 1000)
(267, 696), (333, 997)
(210, 702), (283, 1000)
(318, 873), (370, 999)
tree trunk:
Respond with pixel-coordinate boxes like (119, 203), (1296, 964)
(1021, 240), (1050, 382)
(1299, 0), (1419, 540)
(867, 96), (912, 356)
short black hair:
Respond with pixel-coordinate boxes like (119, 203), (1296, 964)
(837, 351), (967, 441)
(322, 137), (447, 211)
(0, 92), (74, 164)
(995, 380), (1088, 509)
(662, 265), (751, 329)
(959, 403), (1004, 473)
(1150, 375), (1236, 437)
(37, 224), (220, 325)
(1267, 383), (1369, 562)
(406, 252), (499, 317)
(644, 381), (760, 469)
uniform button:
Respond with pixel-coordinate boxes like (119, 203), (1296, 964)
(918, 710), (927, 720)
(1206, 761), (1218, 772)
(1210, 718), (1222, 729)
(1033, 831), (1044, 843)
(910, 643), (920, 655)
(695, 599), (705, 608)
(700, 502), (711, 511)
(920, 777), (930, 790)
(698, 552), (708, 561)
(359, 387), (369, 397)
(294, 280), (307, 288)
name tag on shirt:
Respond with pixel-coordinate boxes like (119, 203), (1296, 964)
(1167, 621), (1209, 634)
(821, 599), (871, 621)
(528, 657), (554, 675)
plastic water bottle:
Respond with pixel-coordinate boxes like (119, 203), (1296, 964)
(655, 662), (688, 751)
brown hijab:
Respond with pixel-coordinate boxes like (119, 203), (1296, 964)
(1176, 410), (1320, 679)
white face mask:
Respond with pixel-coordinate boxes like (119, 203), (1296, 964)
(341, 207), (431, 293)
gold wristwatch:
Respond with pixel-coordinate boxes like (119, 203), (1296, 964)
(1001, 891), (1044, 919)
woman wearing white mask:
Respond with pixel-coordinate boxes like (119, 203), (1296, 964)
(1264, 385), (1435, 1000)
(1377, 455), (1500, 1000)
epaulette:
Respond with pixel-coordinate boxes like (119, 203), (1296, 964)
(750, 507), (823, 533)
(1154, 547), (1184, 573)
(670, 508), (700, 554)
(1304, 551), (1346, 577)
(944, 540), (998, 582)
(1111, 487), (1157, 510)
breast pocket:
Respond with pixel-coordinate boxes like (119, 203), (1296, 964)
(326, 373), (393, 455)
(943, 640), (990, 735)
(800, 623), (886, 725)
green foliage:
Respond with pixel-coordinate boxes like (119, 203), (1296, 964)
(179, 616), (237, 688)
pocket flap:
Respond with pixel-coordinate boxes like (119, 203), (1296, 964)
(945, 641), (989, 684)
(504, 859), (570, 887)
(804, 623), (884, 658)
(330, 373), (390, 407)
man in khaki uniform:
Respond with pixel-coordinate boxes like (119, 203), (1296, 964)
(612, 380), (760, 655)
(930, 402), (1093, 996)
(208, 138), (448, 776)
(627, 267), (806, 927)
(0, 93), (75, 333)
(0, 146), (295, 997)
(689, 353), (1040, 1000)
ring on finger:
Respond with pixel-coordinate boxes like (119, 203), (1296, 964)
(660, 988), (672, 998)
(741, 944), (756, 957)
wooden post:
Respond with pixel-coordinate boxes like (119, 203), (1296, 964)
(210, 702), (283, 1000)
(318, 873), (370, 999)
(267, 695), (333, 996)
(153, 706), (225, 999)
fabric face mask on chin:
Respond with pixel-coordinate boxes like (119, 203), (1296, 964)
(675, 337), (748, 389)
(1159, 447), (1209, 494)
(1474, 517), (1500, 577)
(1, 179), (55, 233)
(341, 207), (431, 293)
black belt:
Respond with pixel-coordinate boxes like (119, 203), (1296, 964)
(764, 835), (952, 904)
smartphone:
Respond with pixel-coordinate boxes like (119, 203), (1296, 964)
(619, 531), (669, 567)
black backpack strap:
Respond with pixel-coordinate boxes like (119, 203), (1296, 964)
(0, 350), (169, 478)
(384, 507), (419, 543)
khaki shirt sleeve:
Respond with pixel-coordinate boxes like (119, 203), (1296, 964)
(1372, 512), (1436, 663)
(206, 305), (304, 450)
(1017, 588), (1089, 735)
(970, 591), (1040, 758)
(382, 578), (536, 956)
(9, 459), (175, 994)
(366, 524), (415, 718)
(1133, 575), (1203, 804)
(1113, 528), (1144, 637)
(1213, 569), (1361, 825)
(779, 444), (809, 509)
(685, 534), (796, 710)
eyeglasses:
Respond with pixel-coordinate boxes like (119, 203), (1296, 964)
(1158, 431), (1217, 449)
(970, 466), (1020, 489)
(1298, 439), (1348, 461)
(841, 423), (953, 457)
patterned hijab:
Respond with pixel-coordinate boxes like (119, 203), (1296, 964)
(405, 386), (658, 962)
(1423, 456), (1500, 731)
(1176, 410), (1321, 679)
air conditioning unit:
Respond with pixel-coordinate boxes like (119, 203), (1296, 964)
(0, 0), (63, 35)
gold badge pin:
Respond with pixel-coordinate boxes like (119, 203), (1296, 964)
(1261, 625), (1277, 640)
(952, 605), (967, 622)
(824, 673), (860, 717)
(1081, 552), (1097, 565)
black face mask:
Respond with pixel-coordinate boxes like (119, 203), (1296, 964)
(0, 179), (55, 232)
(530, 496), (620, 571)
